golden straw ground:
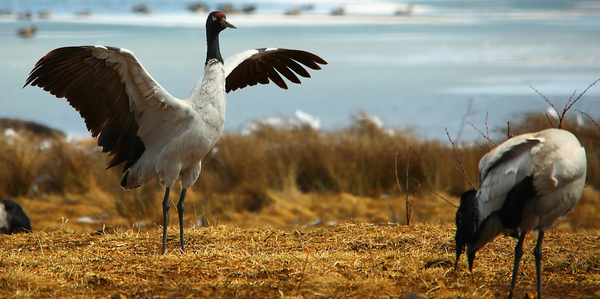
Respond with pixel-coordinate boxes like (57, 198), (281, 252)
(2, 113), (600, 298)
(1, 223), (599, 298)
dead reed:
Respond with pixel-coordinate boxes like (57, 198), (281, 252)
(1, 112), (599, 233)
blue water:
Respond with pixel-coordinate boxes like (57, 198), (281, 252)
(1, 0), (600, 141)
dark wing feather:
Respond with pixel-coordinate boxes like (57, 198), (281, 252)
(24, 46), (145, 171)
(224, 48), (327, 93)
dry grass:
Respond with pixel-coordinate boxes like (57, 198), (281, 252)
(0, 115), (594, 233)
(1, 223), (599, 298)
(2, 113), (600, 234)
(1, 112), (600, 298)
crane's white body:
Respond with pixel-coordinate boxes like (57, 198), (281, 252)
(25, 11), (327, 253)
(472, 128), (586, 250)
(91, 46), (322, 191)
(121, 56), (227, 190)
(0, 203), (7, 230)
(0, 199), (32, 234)
(456, 128), (587, 299)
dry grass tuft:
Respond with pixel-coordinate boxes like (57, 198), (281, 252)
(0, 224), (598, 298)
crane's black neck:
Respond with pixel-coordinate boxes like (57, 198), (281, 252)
(206, 30), (223, 65)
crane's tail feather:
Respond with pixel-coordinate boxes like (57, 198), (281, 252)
(120, 170), (141, 190)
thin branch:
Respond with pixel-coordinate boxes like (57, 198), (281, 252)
(532, 78), (599, 129)
(558, 89), (578, 128)
(531, 85), (560, 119)
(406, 146), (411, 195)
(405, 146), (411, 224)
(445, 128), (477, 190)
(473, 141), (487, 151)
(485, 112), (492, 150)
(545, 113), (556, 128)
(566, 78), (600, 112)
(455, 98), (475, 143)
(575, 109), (600, 131)
(394, 148), (407, 199)
(396, 146), (418, 225)
(415, 179), (457, 208)
(564, 89), (578, 112)
(447, 161), (470, 181)
(407, 174), (424, 226)
(506, 121), (512, 139)
(466, 121), (497, 148)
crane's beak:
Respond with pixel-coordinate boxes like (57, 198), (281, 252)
(222, 19), (236, 29)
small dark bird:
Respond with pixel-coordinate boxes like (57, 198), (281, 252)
(187, 2), (208, 12)
(25, 11), (326, 254)
(133, 4), (152, 14)
(17, 25), (37, 39)
(0, 199), (32, 234)
(455, 128), (587, 299)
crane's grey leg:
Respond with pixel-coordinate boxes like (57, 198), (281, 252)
(534, 231), (545, 299)
(508, 231), (526, 299)
(177, 188), (188, 252)
(161, 187), (171, 254)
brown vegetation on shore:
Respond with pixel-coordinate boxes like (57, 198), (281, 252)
(1, 112), (600, 233)
(1, 110), (600, 298)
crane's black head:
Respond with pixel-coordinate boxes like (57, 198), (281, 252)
(205, 11), (236, 64)
(454, 189), (478, 270)
(0, 199), (32, 234)
(206, 11), (236, 33)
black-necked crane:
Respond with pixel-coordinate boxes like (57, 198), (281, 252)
(24, 11), (327, 253)
(0, 199), (32, 234)
(455, 128), (587, 299)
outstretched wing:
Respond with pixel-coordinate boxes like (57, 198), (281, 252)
(24, 46), (185, 172)
(224, 48), (327, 93)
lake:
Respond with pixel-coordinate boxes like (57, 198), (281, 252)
(1, 0), (599, 141)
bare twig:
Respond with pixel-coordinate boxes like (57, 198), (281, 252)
(405, 146), (411, 224)
(531, 85), (560, 118)
(564, 89), (578, 111)
(557, 90), (579, 128)
(575, 109), (600, 131)
(395, 146), (423, 225)
(532, 78), (599, 129)
(565, 78), (600, 112)
(545, 113), (556, 128)
(466, 120), (497, 149)
(455, 98), (474, 143)
(446, 127), (476, 191)
(447, 161), (469, 180)
(394, 148), (407, 199)
(407, 175), (425, 223)
(473, 141), (487, 151)
(506, 121), (512, 139)
(485, 112), (492, 150)
(416, 179), (457, 208)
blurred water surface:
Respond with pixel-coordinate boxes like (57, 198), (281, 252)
(1, 0), (599, 140)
